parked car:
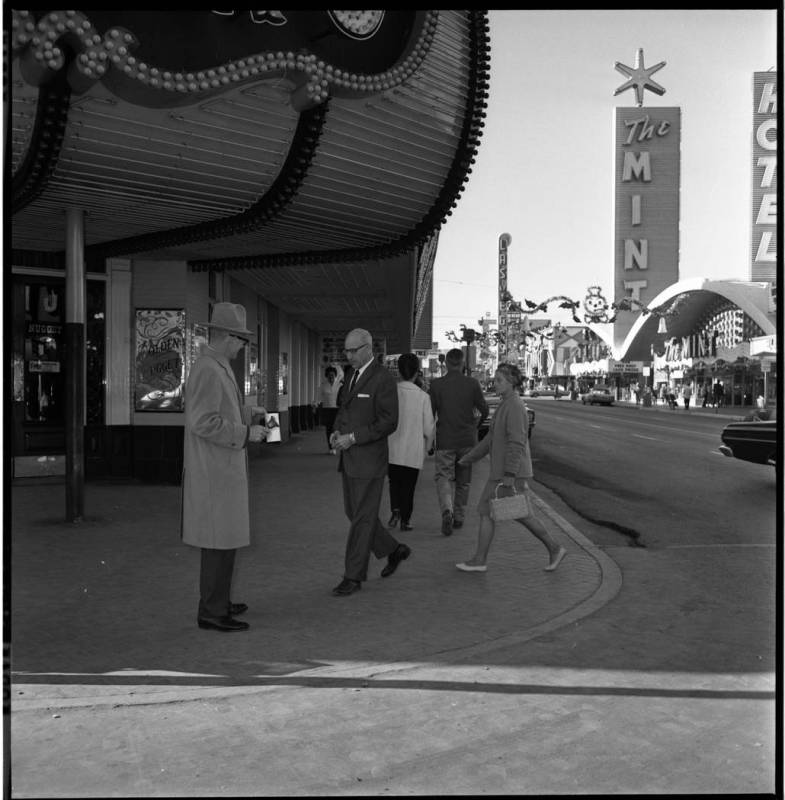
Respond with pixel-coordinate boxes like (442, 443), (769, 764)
(477, 394), (535, 441)
(719, 409), (777, 466)
(580, 385), (614, 405)
(524, 385), (564, 398)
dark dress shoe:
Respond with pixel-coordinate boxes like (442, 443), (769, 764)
(381, 543), (411, 578)
(452, 519), (464, 529)
(332, 578), (362, 596)
(400, 521), (413, 531)
(197, 615), (249, 632)
(387, 510), (401, 528)
(441, 510), (453, 536)
(228, 602), (248, 616)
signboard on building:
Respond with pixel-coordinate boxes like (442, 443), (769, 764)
(751, 71), (777, 282)
(609, 360), (644, 374)
(613, 106), (681, 349)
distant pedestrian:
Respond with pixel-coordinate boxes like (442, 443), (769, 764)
(682, 383), (692, 411)
(455, 363), (566, 573)
(428, 348), (489, 536)
(713, 380), (724, 412)
(317, 365), (342, 452)
(667, 387), (677, 410)
(329, 328), (410, 596)
(658, 385), (667, 406)
(386, 353), (435, 531)
(700, 383), (709, 408)
(181, 302), (269, 633)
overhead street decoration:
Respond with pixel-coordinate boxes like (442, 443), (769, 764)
(523, 285), (685, 326)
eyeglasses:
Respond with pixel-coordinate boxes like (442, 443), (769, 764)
(344, 344), (368, 355)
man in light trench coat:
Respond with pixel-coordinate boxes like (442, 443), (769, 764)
(181, 302), (268, 632)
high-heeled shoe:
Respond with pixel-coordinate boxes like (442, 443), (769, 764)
(544, 547), (567, 572)
(400, 521), (413, 531)
(387, 509), (401, 528)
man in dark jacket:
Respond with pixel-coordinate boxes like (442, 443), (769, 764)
(429, 348), (488, 535)
(330, 329), (410, 596)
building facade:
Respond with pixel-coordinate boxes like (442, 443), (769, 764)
(8, 9), (491, 483)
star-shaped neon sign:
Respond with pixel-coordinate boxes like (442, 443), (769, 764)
(614, 48), (666, 106)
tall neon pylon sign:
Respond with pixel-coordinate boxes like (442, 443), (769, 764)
(498, 232), (512, 361)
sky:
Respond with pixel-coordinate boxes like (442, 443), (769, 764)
(431, 8), (778, 348)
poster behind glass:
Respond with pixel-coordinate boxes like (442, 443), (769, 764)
(135, 309), (186, 411)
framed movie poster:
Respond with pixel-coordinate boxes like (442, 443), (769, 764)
(134, 309), (186, 411)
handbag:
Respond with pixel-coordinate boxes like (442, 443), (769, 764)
(489, 482), (531, 522)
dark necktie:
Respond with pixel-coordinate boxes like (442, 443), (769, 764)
(349, 370), (359, 393)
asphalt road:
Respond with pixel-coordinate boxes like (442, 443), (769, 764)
(524, 397), (776, 548)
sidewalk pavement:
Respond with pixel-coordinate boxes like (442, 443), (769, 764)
(10, 427), (621, 711)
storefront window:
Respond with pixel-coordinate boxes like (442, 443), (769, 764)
(23, 283), (65, 424)
(86, 281), (106, 424)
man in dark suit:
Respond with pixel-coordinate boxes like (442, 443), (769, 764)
(330, 328), (411, 596)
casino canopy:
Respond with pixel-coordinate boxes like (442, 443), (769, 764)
(617, 278), (777, 362)
(9, 9), (490, 352)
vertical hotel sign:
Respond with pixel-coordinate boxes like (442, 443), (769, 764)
(613, 106), (681, 348)
(751, 71), (777, 282)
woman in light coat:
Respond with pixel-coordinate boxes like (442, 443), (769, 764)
(455, 362), (566, 573)
(181, 303), (267, 632)
(386, 353), (435, 531)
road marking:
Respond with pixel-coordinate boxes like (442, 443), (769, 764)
(632, 433), (658, 441)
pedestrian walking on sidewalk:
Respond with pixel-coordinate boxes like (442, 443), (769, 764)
(682, 382), (692, 411)
(387, 353), (435, 531)
(330, 328), (411, 596)
(181, 302), (269, 633)
(455, 363), (566, 574)
(317, 365), (342, 453)
(428, 348), (488, 536)
(700, 382), (709, 408)
(713, 380), (725, 412)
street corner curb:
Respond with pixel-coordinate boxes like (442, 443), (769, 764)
(528, 489), (623, 616)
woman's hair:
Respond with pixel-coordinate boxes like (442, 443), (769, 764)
(397, 352), (420, 381)
(325, 366), (337, 378)
(496, 362), (523, 388)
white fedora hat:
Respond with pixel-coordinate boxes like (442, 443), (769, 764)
(206, 302), (253, 337)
